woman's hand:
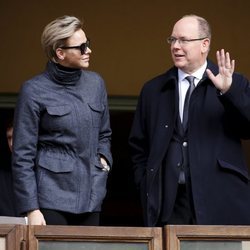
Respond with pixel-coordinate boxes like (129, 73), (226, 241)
(27, 209), (46, 225)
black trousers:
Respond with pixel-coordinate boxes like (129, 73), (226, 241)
(40, 209), (100, 226)
(158, 183), (196, 226)
(167, 183), (196, 225)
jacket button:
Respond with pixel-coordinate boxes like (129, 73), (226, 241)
(165, 124), (168, 128)
(150, 168), (154, 172)
(183, 141), (188, 147)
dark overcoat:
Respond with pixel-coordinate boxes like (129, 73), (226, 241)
(129, 60), (250, 226)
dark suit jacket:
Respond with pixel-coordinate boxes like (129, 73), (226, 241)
(129, 60), (250, 226)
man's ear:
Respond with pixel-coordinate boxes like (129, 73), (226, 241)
(201, 38), (210, 53)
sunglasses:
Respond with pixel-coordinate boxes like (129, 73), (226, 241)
(60, 39), (90, 55)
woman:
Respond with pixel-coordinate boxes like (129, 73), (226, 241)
(12, 15), (112, 225)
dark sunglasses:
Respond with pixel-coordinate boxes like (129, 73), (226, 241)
(60, 39), (90, 55)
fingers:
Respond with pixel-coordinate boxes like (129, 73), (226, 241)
(230, 57), (235, 73)
(225, 50), (231, 69)
(216, 49), (235, 73)
(216, 49), (223, 68)
(206, 68), (216, 82)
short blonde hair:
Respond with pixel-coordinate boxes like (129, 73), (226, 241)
(41, 15), (83, 61)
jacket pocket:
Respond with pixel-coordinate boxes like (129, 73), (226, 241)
(218, 159), (249, 182)
(36, 153), (76, 199)
(38, 153), (74, 173)
(88, 103), (104, 128)
(89, 156), (108, 211)
(41, 105), (72, 131)
(46, 105), (71, 116)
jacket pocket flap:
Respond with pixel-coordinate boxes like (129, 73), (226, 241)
(218, 159), (249, 181)
(93, 157), (103, 169)
(38, 155), (74, 173)
(46, 105), (71, 116)
(88, 103), (104, 112)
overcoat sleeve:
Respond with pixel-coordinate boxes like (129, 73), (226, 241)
(219, 73), (250, 139)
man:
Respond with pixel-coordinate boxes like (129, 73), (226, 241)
(129, 14), (250, 226)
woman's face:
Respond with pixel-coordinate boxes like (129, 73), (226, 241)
(56, 29), (91, 69)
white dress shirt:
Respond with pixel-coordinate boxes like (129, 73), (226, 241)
(178, 61), (207, 121)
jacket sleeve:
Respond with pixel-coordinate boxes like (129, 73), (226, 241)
(12, 83), (40, 215)
(219, 73), (250, 139)
(97, 79), (113, 167)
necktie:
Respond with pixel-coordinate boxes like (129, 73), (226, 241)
(182, 76), (195, 131)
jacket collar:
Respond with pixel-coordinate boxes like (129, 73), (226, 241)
(46, 61), (82, 85)
(161, 59), (219, 91)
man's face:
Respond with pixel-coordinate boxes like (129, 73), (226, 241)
(56, 29), (92, 69)
(170, 17), (209, 74)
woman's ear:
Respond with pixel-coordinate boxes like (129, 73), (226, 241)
(55, 48), (65, 60)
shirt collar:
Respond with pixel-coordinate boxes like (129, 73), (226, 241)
(178, 61), (207, 85)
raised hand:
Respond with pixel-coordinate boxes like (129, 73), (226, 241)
(206, 49), (235, 93)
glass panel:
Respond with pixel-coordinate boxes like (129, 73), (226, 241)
(0, 237), (6, 250)
(242, 241), (250, 250)
(39, 241), (148, 250)
(180, 240), (243, 250)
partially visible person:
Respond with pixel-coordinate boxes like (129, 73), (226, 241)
(6, 119), (13, 152)
(12, 15), (112, 226)
(129, 14), (250, 226)
(0, 114), (17, 216)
